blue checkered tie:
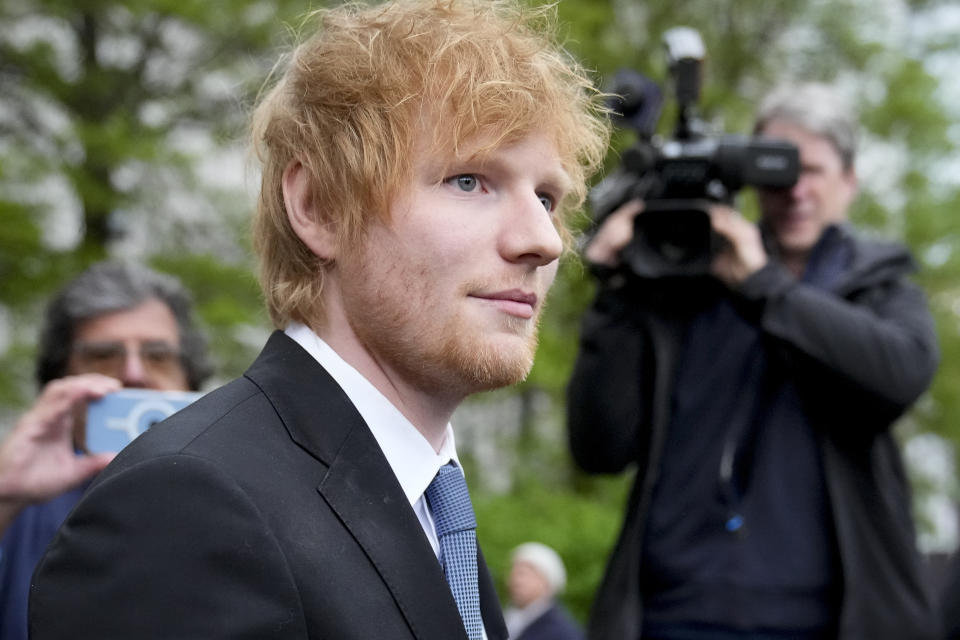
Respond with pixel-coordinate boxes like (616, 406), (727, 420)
(425, 463), (483, 640)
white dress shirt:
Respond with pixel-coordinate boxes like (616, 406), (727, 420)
(286, 323), (490, 638)
(285, 322), (460, 557)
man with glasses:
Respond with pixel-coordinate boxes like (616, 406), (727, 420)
(0, 261), (211, 640)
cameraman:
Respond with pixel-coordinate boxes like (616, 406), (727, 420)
(568, 82), (940, 640)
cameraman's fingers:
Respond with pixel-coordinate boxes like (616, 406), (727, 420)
(710, 207), (760, 253)
(0, 376), (121, 509)
(23, 374), (122, 440)
(707, 205), (743, 238)
(585, 200), (645, 267)
(69, 451), (116, 481)
(709, 206), (767, 284)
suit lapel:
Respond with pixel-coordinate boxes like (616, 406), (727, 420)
(245, 332), (359, 464)
(319, 424), (469, 639)
(247, 332), (476, 639)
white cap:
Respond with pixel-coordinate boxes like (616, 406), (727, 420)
(511, 542), (567, 595)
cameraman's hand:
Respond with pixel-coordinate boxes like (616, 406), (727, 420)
(584, 200), (645, 267)
(0, 374), (120, 533)
(709, 205), (768, 287)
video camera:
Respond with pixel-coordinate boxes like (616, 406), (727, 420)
(590, 27), (799, 277)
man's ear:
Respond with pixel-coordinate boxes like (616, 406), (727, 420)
(282, 161), (337, 261)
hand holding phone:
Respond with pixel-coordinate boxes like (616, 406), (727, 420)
(86, 389), (202, 454)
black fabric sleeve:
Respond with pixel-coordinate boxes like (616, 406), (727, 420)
(567, 279), (651, 474)
(739, 261), (939, 419)
(29, 455), (308, 639)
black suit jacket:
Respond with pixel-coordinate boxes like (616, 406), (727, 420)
(30, 332), (508, 639)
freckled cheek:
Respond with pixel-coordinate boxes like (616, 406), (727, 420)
(419, 226), (484, 268)
(396, 239), (472, 294)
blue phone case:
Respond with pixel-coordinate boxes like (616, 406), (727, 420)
(86, 389), (202, 453)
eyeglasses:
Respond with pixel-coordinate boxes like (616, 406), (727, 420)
(71, 341), (184, 379)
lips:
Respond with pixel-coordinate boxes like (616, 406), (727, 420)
(482, 289), (537, 306)
(470, 289), (538, 319)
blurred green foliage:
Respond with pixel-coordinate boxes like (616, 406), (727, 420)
(0, 0), (306, 395)
(475, 473), (632, 623)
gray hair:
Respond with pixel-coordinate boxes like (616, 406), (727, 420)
(753, 82), (858, 170)
(36, 261), (213, 391)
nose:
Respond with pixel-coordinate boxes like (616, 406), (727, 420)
(790, 172), (812, 200)
(500, 193), (564, 267)
(120, 347), (149, 388)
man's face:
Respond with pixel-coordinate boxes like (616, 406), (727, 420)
(67, 298), (189, 391)
(757, 118), (857, 259)
(333, 129), (567, 399)
(508, 559), (551, 608)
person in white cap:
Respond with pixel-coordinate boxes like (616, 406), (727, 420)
(505, 542), (584, 640)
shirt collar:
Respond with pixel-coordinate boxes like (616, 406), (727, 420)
(284, 322), (459, 507)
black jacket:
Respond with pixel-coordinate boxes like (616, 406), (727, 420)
(31, 332), (507, 639)
(567, 226), (940, 640)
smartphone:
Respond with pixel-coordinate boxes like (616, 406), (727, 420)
(86, 389), (203, 454)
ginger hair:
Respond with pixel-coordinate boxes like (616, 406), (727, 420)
(251, 0), (610, 328)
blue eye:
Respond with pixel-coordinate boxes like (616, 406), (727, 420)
(538, 194), (554, 212)
(452, 175), (478, 192)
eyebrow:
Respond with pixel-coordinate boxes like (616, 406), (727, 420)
(543, 166), (574, 198)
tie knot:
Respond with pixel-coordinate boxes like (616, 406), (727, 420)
(425, 463), (476, 537)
